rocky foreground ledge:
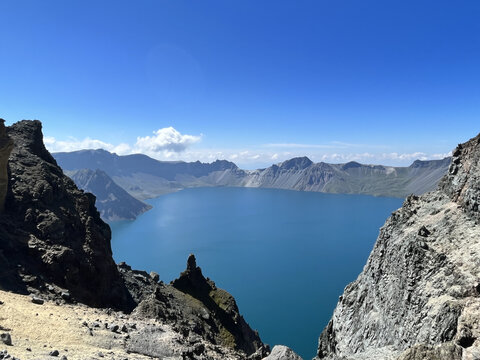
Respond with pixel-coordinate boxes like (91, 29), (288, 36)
(0, 119), (302, 359)
(0, 257), (303, 359)
(0, 261), (265, 360)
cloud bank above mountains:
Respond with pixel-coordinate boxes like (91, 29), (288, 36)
(44, 126), (451, 169)
(45, 126), (202, 159)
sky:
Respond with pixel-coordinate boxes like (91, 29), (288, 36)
(1, 1), (479, 169)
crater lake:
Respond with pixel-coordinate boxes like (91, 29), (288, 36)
(110, 187), (403, 359)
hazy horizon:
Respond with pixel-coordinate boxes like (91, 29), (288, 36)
(49, 145), (452, 171)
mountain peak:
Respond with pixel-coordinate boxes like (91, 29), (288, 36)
(341, 161), (363, 170)
(210, 159), (238, 170)
(280, 156), (313, 170)
(9, 120), (57, 165)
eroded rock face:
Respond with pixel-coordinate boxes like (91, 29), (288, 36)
(0, 119), (13, 212)
(316, 133), (480, 360)
(0, 120), (134, 311)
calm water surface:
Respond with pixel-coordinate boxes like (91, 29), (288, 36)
(110, 187), (403, 359)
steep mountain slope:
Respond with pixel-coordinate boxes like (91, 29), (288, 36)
(66, 168), (151, 221)
(315, 133), (480, 360)
(53, 150), (450, 200)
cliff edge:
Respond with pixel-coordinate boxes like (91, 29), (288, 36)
(316, 133), (480, 360)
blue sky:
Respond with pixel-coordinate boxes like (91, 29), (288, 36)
(1, 1), (479, 168)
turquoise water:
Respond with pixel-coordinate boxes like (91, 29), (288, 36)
(110, 187), (403, 359)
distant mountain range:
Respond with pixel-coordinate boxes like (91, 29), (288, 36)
(54, 149), (451, 221)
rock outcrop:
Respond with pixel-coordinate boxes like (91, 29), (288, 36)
(127, 254), (266, 358)
(0, 120), (13, 212)
(262, 345), (303, 360)
(0, 120), (134, 310)
(315, 133), (480, 359)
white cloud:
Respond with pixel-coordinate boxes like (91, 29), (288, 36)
(45, 127), (201, 158)
(44, 136), (131, 155)
(134, 127), (201, 154)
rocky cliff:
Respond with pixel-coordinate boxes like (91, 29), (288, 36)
(0, 120), (134, 311)
(316, 133), (480, 360)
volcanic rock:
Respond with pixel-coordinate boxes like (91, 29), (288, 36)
(0, 333), (12, 346)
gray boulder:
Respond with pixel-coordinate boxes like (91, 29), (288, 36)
(262, 345), (303, 360)
(0, 332), (12, 346)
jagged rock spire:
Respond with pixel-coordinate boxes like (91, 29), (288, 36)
(172, 253), (207, 293)
(186, 253), (197, 272)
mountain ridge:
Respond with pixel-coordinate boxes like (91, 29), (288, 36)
(54, 150), (451, 202)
